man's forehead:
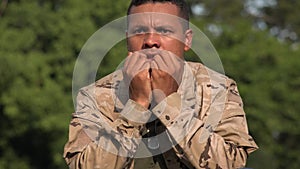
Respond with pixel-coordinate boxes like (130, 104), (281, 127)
(128, 12), (181, 21)
(129, 3), (181, 17)
(127, 3), (189, 30)
(127, 12), (186, 27)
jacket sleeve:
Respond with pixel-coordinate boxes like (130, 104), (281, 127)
(152, 80), (258, 169)
(63, 87), (151, 169)
(63, 118), (134, 169)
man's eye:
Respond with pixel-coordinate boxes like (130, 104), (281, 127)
(132, 28), (147, 34)
(156, 28), (173, 35)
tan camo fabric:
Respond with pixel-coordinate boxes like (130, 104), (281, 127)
(63, 62), (258, 169)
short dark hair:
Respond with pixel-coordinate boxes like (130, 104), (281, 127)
(127, 0), (190, 22)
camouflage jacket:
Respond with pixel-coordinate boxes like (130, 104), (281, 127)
(63, 62), (258, 169)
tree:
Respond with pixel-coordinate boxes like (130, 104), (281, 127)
(188, 0), (300, 168)
(214, 21), (300, 168)
(258, 0), (300, 42)
(0, 0), (128, 168)
(1, 0), (300, 168)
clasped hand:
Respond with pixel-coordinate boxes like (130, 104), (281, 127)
(123, 49), (184, 109)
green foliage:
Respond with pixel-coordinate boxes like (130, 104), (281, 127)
(0, 0), (299, 169)
(260, 0), (300, 42)
(0, 0), (128, 168)
(190, 1), (300, 167)
(214, 21), (300, 168)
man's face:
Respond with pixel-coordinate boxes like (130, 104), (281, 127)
(127, 3), (192, 59)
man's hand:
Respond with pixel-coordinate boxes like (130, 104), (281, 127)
(149, 50), (184, 104)
(123, 49), (184, 108)
(123, 51), (152, 108)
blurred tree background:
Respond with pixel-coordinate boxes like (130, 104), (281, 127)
(0, 0), (299, 168)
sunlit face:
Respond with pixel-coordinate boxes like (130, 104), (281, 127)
(127, 3), (192, 59)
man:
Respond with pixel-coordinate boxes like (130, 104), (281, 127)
(64, 0), (258, 168)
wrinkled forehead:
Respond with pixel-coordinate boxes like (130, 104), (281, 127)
(127, 12), (188, 29)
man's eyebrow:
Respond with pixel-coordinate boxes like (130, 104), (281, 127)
(155, 24), (175, 29)
(155, 24), (179, 33)
(128, 24), (148, 29)
(128, 25), (150, 34)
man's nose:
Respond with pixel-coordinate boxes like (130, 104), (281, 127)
(143, 33), (161, 49)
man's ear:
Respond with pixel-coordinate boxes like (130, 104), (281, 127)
(184, 29), (193, 51)
(126, 30), (132, 52)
